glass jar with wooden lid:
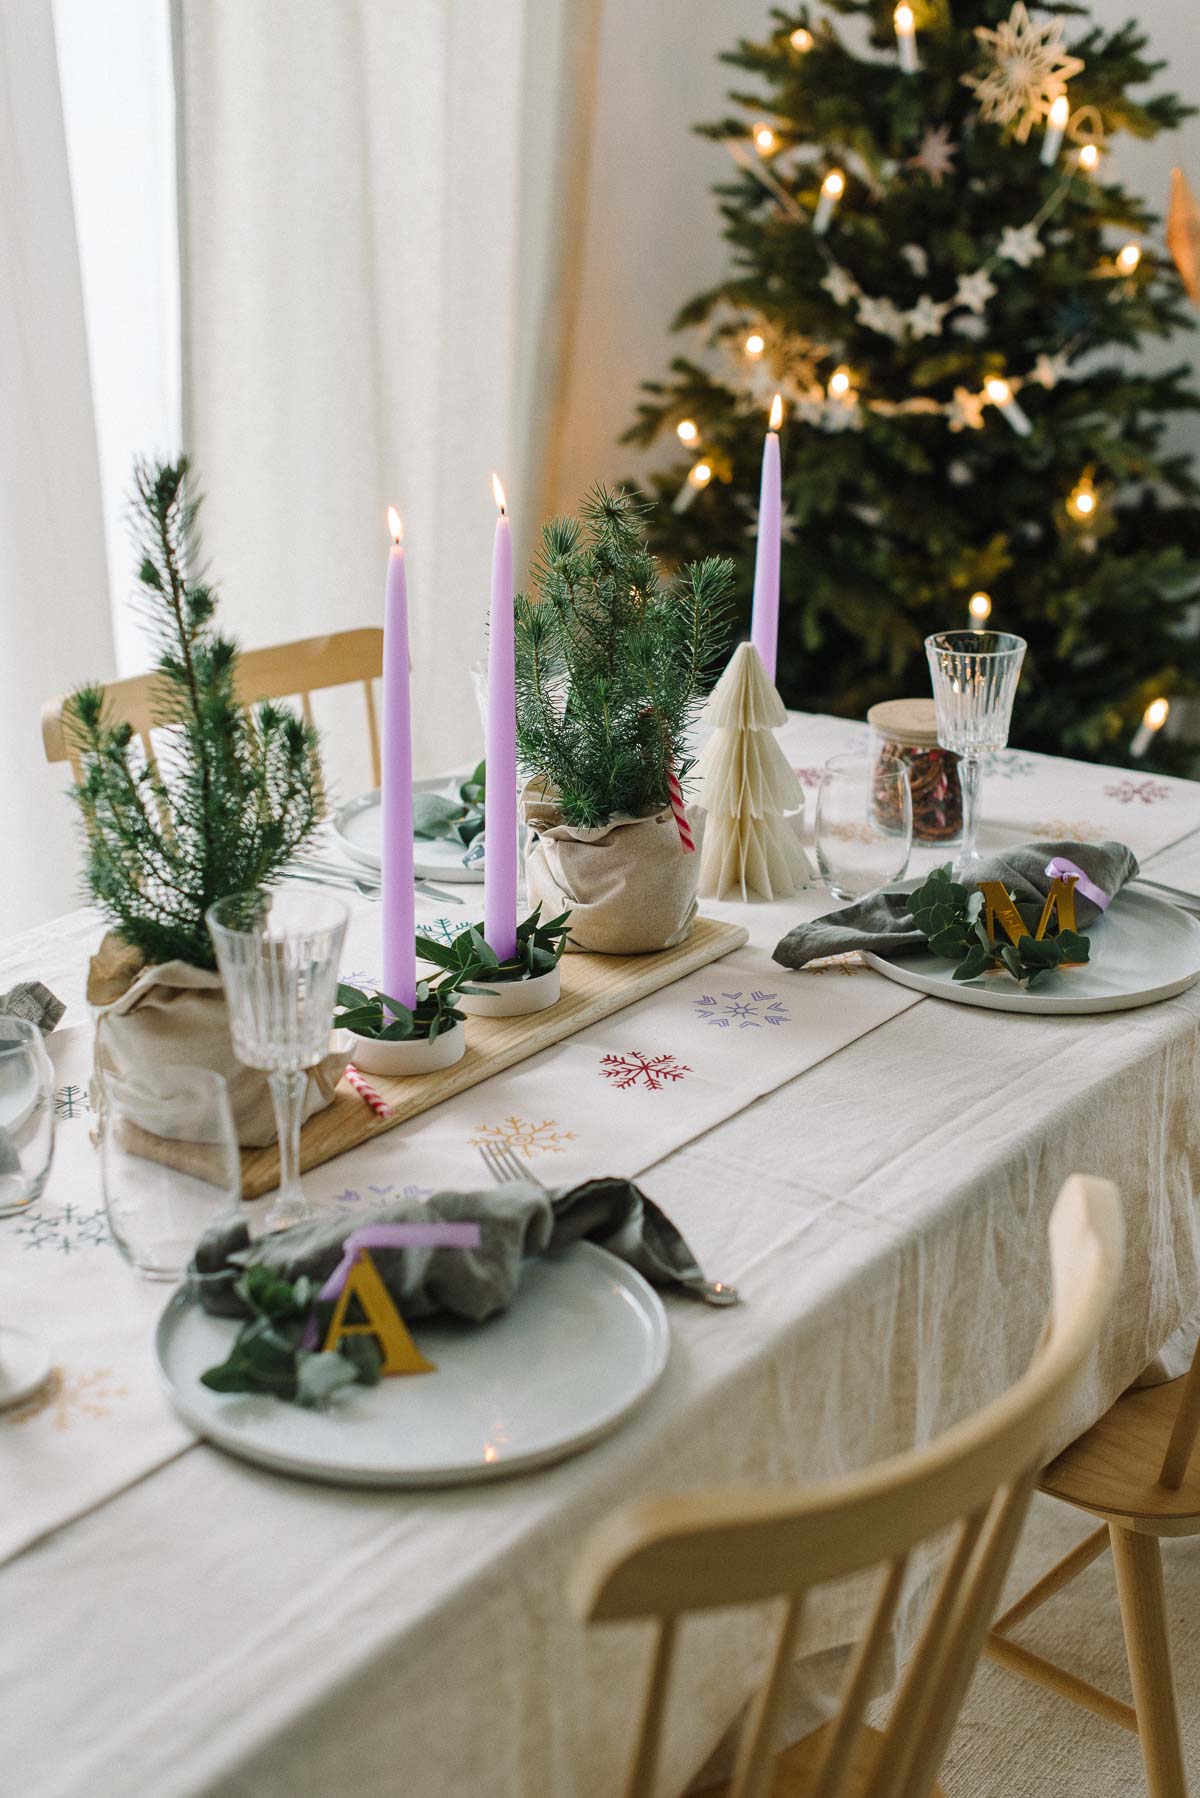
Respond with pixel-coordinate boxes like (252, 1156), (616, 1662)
(867, 698), (963, 844)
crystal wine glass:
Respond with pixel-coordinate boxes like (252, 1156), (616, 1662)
(925, 630), (1027, 874)
(206, 889), (348, 1230)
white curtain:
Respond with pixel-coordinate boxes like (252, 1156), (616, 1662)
(175, 0), (602, 791)
(0, 0), (114, 938)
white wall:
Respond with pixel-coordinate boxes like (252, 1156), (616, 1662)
(551, 0), (1200, 518)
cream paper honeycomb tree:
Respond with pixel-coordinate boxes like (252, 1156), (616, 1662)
(695, 642), (810, 901)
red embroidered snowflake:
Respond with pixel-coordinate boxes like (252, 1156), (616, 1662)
(599, 1052), (693, 1093)
(793, 766), (827, 788)
(1103, 778), (1171, 806)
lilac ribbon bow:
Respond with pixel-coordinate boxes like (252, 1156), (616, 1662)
(1044, 856), (1111, 912)
(300, 1221), (482, 1349)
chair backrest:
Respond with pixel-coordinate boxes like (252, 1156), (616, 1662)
(574, 1174), (1124, 1798)
(41, 627), (384, 786)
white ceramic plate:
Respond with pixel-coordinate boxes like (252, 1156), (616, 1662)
(156, 1242), (669, 1487)
(863, 887), (1200, 1015)
(334, 780), (484, 883)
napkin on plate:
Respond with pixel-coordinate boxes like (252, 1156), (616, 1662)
(191, 1177), (718, 1323)
(773, 839), (1139, 970)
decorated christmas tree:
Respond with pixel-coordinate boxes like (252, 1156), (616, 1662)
(625, 2), (1200, 771)
(695, 642), (810, 899)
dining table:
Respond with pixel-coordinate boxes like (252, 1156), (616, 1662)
(4, 709), (1200, 1798)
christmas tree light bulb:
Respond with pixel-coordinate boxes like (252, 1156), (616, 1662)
(894, 4), (918, 74)
(1066, 473), (1098, 521)
(1078, 142), (1099, 173)
(985, 376), (1032, 436)
(672, 460), (713, 515)
(1131, 696), (1169, 756)
(690, 461), (713, 489)
(968, 591), (992, 622)
(1042, 92), (1070, 166)
(753, 122), (778, 155)
(676, 418), (699, 445)
(745, 332), (766, 359)
(789, 26), (813, 52)
(827, 366), (852, 399)
(814, 169), (844, 235)
(1116, 242), (1141, 275)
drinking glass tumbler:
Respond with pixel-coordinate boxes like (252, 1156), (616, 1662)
(0, 1015), (55, 1218)
(815, 753), (913, 900)
(207, 889), (348, 1230)
(925, 631), (1027, 873)
(101, 1065), (240, 1279)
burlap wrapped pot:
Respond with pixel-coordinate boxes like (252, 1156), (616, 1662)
(88, 933), (349, 1148)
(522, 780), (705, 954)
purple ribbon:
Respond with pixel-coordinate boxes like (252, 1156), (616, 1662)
(1044, 856), (1111, 912)
(300, 1222), (482, 1349)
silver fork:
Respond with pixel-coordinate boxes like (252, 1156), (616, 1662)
(475, 1142), (739, 1307)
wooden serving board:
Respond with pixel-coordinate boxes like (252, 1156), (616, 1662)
(238, 915), (749, 1199)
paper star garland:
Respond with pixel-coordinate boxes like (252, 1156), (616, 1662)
(905, 295), (948, 340)
(907, 124), (959, 189)
(821, 266), (860, 306)
(947, 387), (987, 432)
(856, 294), (906, 339)
(998, 223), (1044, 268)
(963, 3), (1084, 144)
(901, 243), (929, 278)
(1033, 351), (1070, 388)
(954, 268), (997, 314)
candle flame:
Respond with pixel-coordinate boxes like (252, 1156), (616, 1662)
(894, 3), (914, 32)
(1144, 696), (1169, 731)
(1078, 143), (1099, 171)
(985, 376), (1012, 405)
(822, 168), (845, 199)
(1048, 93), (1070, 128)
(768, 393), (784, 431)
(491, 472), (507, 514)
(386, 505), (403, 544)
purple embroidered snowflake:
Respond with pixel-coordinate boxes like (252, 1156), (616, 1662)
(693, 990), (791, 1030)
(599, 1052), (693, 1092)
(1103, 778), (1171, 806)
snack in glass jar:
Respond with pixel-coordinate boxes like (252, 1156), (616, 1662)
(867, 698), (963, 844)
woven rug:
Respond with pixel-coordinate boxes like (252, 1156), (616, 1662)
(943, 1494), (1200, 1795)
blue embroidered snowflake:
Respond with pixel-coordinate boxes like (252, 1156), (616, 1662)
(416, 917), (469, 950)
(333, 1182), (433, 1208)
(983, 750), (1041, 780)
(14, 1203), (111, 1254)
(693, 990), (791, 1030)
(339, 968), (378, 992)
(54, 1084), (91, 1119)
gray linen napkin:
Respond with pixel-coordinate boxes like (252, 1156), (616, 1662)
(191, 1177), (716, 1322)
(0, 981), (65, 1033)
(773, 839), (1139, 970)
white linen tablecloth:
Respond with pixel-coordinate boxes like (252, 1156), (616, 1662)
(3, 713), (1200, 1798)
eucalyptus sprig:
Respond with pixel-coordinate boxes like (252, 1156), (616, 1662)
(198, 1264), (380, 1409)
(334, 964), (491, 1043)
(909, 865), (1091, 989)
(413, 761), (486, 848)
(416, 905), (572, 985)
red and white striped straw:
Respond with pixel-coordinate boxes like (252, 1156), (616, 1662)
(667, 764), (695, 853)
(345, 1064), (394, 1120)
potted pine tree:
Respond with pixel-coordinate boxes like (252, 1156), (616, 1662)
(514, 487), (735, 953)
(67, 459), (346, 1145)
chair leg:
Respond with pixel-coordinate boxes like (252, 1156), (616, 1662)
(1109, 1524), (1189, 1798)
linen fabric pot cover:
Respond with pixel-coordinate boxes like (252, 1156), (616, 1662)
(87, 933), (349, 1148)
(522, 781), (705, 955)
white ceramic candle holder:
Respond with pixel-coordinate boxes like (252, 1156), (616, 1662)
(457, 964), (561, 1017)
(347, 1020), (466, 1077)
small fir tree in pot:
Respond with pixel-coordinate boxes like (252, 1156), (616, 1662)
(514, 486), (735, 952)
(69, 459), (345, 1146)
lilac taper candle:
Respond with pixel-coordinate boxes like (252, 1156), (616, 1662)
(381, 507), (416, 1011)
(750, 393), (784, 683)
(484, 474), (518, 963)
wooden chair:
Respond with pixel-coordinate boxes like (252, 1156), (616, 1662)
(41, 627), (384, 785)
(985, 1331), (1200, 1796)
(574, 1174), (1125, 1798)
